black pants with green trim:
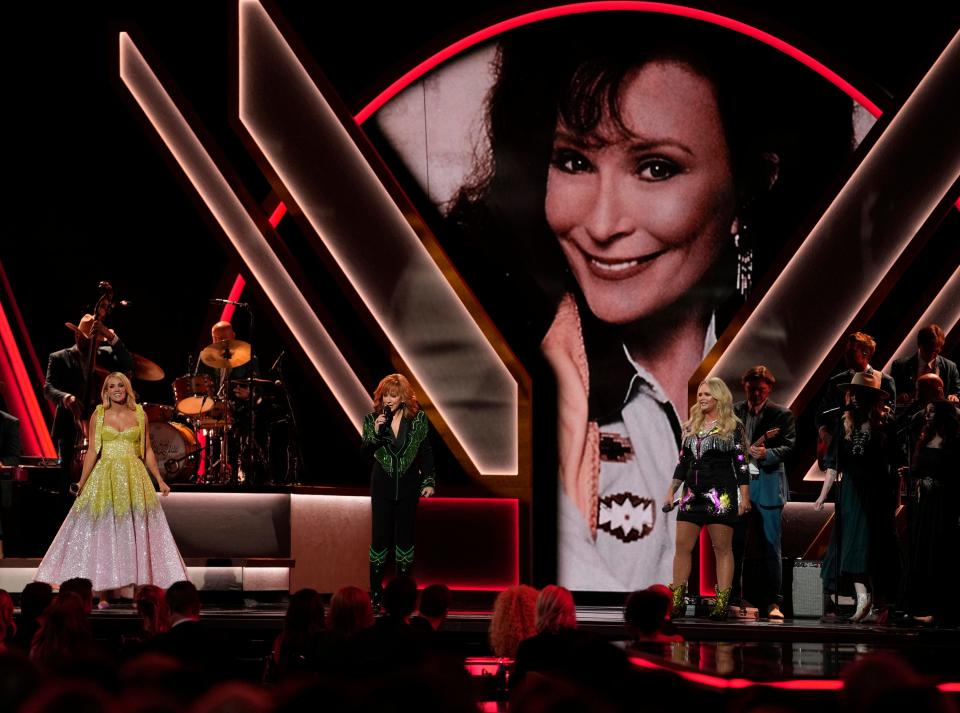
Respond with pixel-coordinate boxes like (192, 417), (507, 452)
(369, 496), (419, 598)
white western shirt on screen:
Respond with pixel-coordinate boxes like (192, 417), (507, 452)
(559, 321), (715, 592)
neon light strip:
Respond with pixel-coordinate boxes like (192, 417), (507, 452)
(119, 33), (370, 432)
(355, 1), (880, 124)
(218, 203), (287, 324)
(0, 262), (47, 398)
(219, 274), (246, 326)
(629, 656), (960, 691)
(0, 301), (56, 457)
(238, 0), (519, 475)
(708, 31), (960, 407)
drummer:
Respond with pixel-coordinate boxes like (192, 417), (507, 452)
(201, 321), (259, 403)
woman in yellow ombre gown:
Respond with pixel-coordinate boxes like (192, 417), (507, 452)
(35, 372), (187, 594)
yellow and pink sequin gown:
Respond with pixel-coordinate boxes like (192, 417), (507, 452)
(35, 404), (187, 590)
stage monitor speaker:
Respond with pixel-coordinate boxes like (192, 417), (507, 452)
(791, 559), (823, 618)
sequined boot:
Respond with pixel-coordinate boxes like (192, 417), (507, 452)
(850, 591), (872, 623)
(669, 583), (687, 619)
(369, 546), (387, 614)
(710, 585), (733, 621)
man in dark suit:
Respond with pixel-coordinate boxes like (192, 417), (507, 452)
(891, 324), (960, 406)
(148, 580), (222, 678)
(732, 366), (796, 619)
(43, 313), (134, 466)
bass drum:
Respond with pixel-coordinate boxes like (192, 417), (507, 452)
(148, 421), (198, 482)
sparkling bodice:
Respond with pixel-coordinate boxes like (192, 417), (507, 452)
(100, 424), (142, 459)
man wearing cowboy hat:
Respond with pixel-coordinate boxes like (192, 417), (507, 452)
(43, 313), (134, 469)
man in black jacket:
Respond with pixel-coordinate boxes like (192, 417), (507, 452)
(43, 313), (134, 466)
(732, 366), (796, 619)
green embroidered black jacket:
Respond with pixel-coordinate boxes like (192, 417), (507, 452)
(362, 409), (436, 501)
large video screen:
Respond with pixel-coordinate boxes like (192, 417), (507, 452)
(372, 12), (874, 591)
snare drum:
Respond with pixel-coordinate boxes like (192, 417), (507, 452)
(173, 374), (214, 415)
(148, 421), (198, 482)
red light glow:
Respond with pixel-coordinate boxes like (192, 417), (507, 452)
(0, 302), (56, 457)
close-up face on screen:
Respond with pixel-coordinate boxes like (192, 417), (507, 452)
(373, 12), (875, 592)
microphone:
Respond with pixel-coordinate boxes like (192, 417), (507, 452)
(661, 497), (681, 513)
(378, 404), (392, 436)
(210, 298), (249, 307)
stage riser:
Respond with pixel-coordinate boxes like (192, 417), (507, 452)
(4, 492), (520, 594)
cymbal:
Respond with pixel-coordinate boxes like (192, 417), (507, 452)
(94, 353), (164, 382)
(132, 353), (165, 381)
(199, 339), (251, 369)
(228, 377), (275, 385)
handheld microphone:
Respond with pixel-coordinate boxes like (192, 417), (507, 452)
(661, 498), (681, 513)
(379, 405), (392, 436)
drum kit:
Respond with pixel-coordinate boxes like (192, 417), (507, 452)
(134, 339), (295, 485)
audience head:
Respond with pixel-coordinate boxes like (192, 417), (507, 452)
(418, 584), (452, 625)
(19, 582), (54, 622)
(328, 586), (374, 636)
(165, 581), (201, 621)
(192, 681), (273, 713)
(742, 365), (776, 408)
(841, 652), (951, 713)
(58, 578), (93, 614)
(624, 585), (672, 637)
(845, 332), (876, 370)
(489, 585), (538, 658)
(28, 592), (92, 672)
(916, 373), (945, 406)
(383, 576), (418, 620)
(917, 324), (945, 362)
(135, 585), (171, 636)
(283, 588), (326, 639)
(535, 585), (576, 634)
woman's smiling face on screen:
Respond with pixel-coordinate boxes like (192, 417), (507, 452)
(545, 59), (738, 325)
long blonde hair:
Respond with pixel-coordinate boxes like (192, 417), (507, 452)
(100, 372), (137, 411)
(684, 377), (739, 438)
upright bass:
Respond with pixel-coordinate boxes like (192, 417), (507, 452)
(69, 281), (119, 481)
